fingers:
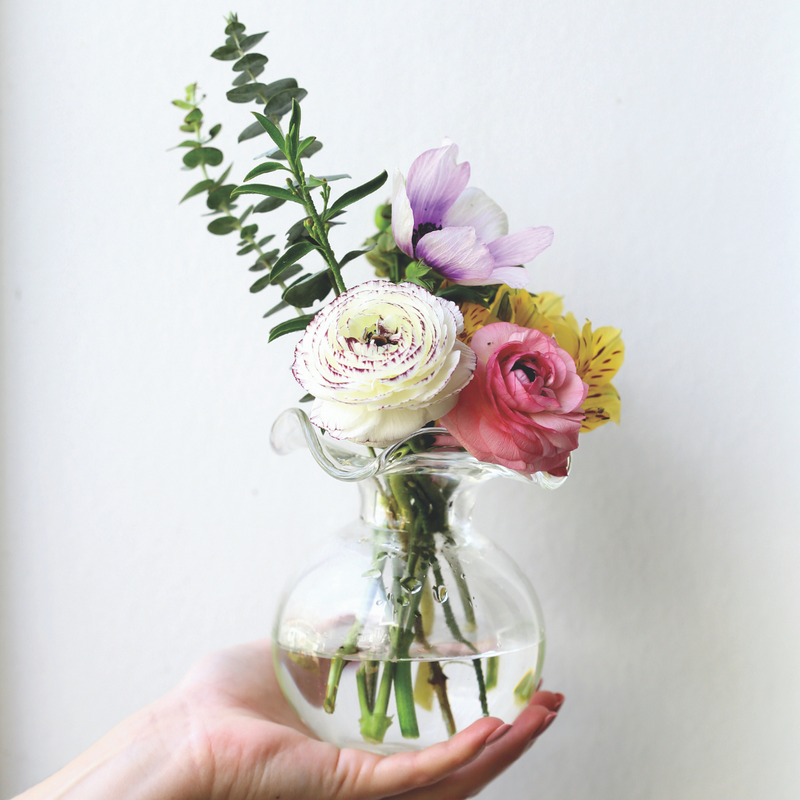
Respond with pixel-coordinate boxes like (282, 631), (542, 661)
(392, 692), (565, 800)
(333, 716), (506, 800)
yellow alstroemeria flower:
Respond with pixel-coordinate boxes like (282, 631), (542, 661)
(459, 286), (624, 432)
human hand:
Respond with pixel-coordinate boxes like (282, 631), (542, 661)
(16, 640), (563, 800)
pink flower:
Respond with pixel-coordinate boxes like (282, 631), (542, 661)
(441, 322), (588, 475)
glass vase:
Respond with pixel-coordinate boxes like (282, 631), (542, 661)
(270, 408), (567, 755)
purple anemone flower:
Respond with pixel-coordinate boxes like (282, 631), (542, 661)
(391, 142), (554, 288)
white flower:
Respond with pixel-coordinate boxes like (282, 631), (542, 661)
(292, 281), (477, 446)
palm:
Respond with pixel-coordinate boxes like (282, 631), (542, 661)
(175, 640), (561, 800)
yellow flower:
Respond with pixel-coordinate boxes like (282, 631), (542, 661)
(458, 286), (624, 432)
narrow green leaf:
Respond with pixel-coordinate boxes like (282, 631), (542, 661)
(208, 124), (221, 140)
(263, 299), (289, 317)
(306, 173), (351, 188)
(227, 83), (270, 103)
(282, 270), (335, 307)
(239, 205), (254, 224)
(258, 234), (275, 246)
(286, 99), (302, 159)
(268, 315), (315, 343)
(231, 184), (303, 205)
(237, 243), (256, 256)
(253, 196), (286, 213)
(249, 274), (273, 293)
(339, 246), (374, 268)
(211, 45), (240, 61)
(328, 171), (388, 216)
(171, 140), (201, 150)
(265, 88), (308, 118)
(249, 249), (279, 271)
(180, 179), (215, 203)
(232, 67), (263, 86)
(257, 141), (322, 161)
(172, 99), (194, 110)
(274, 264), (303, 282)
(213, 164), (233, 188)
(238, 120), (265, 142)
(297, 137), (316, 158)
(207, 216), (239, 235)
(299, 393), (314, 402)
(206, 184), (237, 210)
(243, 162), (289, 181)
(271, 241), (317, 283)
(251, 112), (285, 153)
(233, 53), (268, 72)
(240, 32), (267, 52)
(436, 285), (493, 307)
(179, 124), (194, 133)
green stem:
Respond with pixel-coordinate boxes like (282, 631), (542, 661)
(429, 661), (457, 737)
(431, 558), (477, 654)
(485, 656), (499, 691)
(473, 658), (490, 717)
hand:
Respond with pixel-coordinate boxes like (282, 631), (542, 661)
(16, 640), (563, 800)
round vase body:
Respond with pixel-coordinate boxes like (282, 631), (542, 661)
(272, 465), (546, 754)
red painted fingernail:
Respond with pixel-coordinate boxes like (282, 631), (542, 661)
(553, 693), (565, 712)
(485, 723), (513, 745)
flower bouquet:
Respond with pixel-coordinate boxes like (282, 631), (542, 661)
(173, 13), (624, 754)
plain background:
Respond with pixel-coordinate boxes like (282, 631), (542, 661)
(1, 1), (798, 797)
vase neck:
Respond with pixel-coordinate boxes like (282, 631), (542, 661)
(358, 472), (482, 542)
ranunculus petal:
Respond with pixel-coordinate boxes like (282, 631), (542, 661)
(487, 226), (554, 267)
(406, 143), (470, 228)
(442, 187), (508, 242)
(391, 169), (415, 258)
(416, 227), (495, 282)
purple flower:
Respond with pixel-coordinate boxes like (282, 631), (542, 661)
(391, 142), (554, 288)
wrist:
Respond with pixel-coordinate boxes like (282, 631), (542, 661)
(15, 693), (206, 800)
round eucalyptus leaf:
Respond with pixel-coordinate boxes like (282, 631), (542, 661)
(207, 216), (239, 235)
(233, 53), (268, 72)
(183, 147), (224, 169)
(206, 184), (237, 210)
(240, 31), (267, 52)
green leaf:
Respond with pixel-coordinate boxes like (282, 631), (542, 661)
(243, 162), (289, 181)
(240, 32), (267, 52)
(286, 99), (302, 160)
(172, 99), (194, 110)
(225, 20), (246, 36)
(249, 274), (273, 293)
(271, 241), (317, 283)
(274, 264), (303, 283)
(184, 108), (202, 124)
(251, 112), (285, 153)
(258, 140), (323, 161)
(339, 246), (374, 268)
(240, 224), (258, 239)
(263, 299), (289, 318)
(306, 173), (351, 187)
(253, 196), (286, 213)
(282, 270), (335, 307)
(207, 216), (239, 235)
(238, 120), (265, 142)
(237, 243), (256, 256)
(226, 83), (270, 103)
(213, 164), (233, 187)
(211, 45), (240, 61)
(233, 53), (268, 72)
(208, 124), (221, 140)
(249, 249), (279, 271)
(206, 184), (237, 210)
(179, 124), (194, 132)
(436, 285), (494, 307)
(171, 140), (200, 149)
(268, 315), (315, 343)
(258, 234), (275, 246)
(232, 67), (263, 86)
(285, 217), (311, 246)
(265, 88), (308, 118)
(405, 261), (436, 289)
(239, 205), (254, 224)
(327, 171), (388, 216)
(299, 393), (314, 402)
(180, 178), (215, 203)
(231, 183), (302, 205)
(183, 147), (223, 169)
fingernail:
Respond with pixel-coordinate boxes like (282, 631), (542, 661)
(553, 693), (565, 712)
(536, 677), (543, 691)
(485, 723), (513, 745)
(537, 712), (558, 736)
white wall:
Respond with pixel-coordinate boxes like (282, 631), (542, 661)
(1, 0), (798, 797)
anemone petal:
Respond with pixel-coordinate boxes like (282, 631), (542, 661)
(488, 226), (554, 267)
(406, 143), (470, 228)
(391, 169), (415, 257)
(415, 226), (494, 282)
(442, 187), (508, 241)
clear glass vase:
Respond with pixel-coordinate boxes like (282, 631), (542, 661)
(270, 409), (567, 754)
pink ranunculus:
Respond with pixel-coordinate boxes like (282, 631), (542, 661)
(441, 322), (589, 475)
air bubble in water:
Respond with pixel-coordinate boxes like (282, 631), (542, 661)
(433, 584), (448, 603)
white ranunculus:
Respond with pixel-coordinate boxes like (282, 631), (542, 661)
(292, 281), (477, 446)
